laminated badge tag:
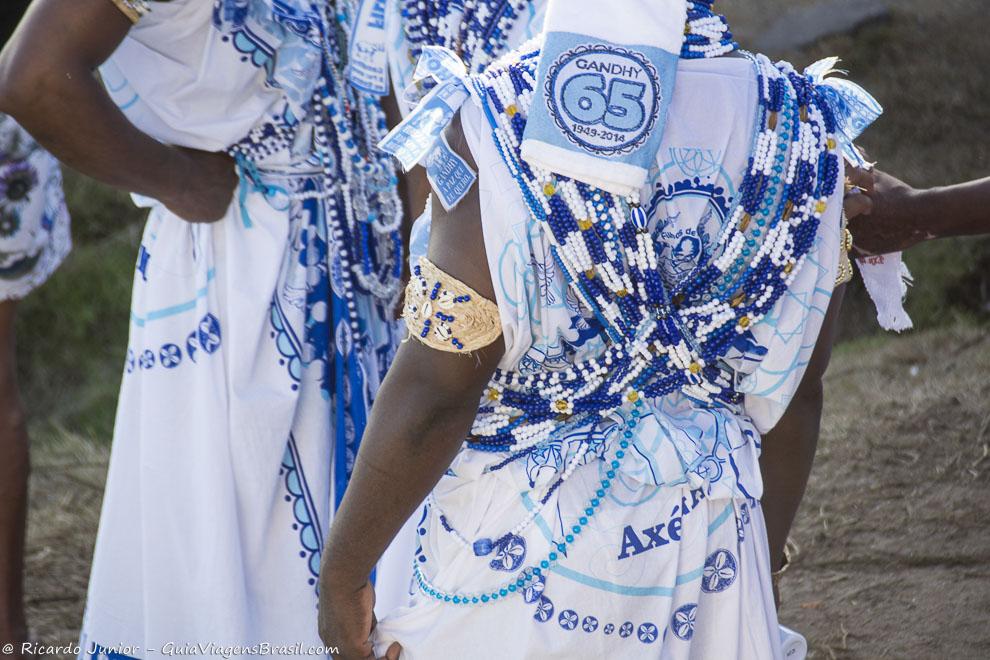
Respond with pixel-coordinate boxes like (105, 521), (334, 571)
(425, 135), (477, 211)
(378, 47), (477, 209)
(348, 0), (390, 96)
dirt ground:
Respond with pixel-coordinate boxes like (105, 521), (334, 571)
(23, 324), (990, 659)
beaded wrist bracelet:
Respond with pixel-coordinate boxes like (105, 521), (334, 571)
(109, 0), (150, 24)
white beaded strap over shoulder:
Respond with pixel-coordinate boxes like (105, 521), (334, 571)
(403, 258), (502, 354)
(109, 0), (150, 23)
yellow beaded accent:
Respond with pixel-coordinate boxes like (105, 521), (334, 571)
(827, 138), (837, 150)
(689, 362), (702, 375)
(578, 218), (593, 231)
(506, 105), (518, 117)
(109, 0), (149, 23)
(544, 183), (556, 196)
(815, 200), (828, 214)
(835, 216), (855, 288)
(626, 391), (640, 403)
(738, 317), (751, 329)
(403, 258), (502, 354)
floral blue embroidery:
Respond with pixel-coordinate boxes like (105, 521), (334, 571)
(582, 616), (599, 633)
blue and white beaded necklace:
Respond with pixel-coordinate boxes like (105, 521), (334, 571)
(402, 0), (533, 75)
(412, 4), (845, 608)
(224, 0), (405, 345)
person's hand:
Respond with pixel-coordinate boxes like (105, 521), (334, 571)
(847, 168), (928, 256)
(318, 573), (401, 660)
(159, 147), (238, 223)
(843, 165), (875, 220)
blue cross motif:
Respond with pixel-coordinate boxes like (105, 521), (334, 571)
(702, 549), (738, 593)
(603, 623), (615, 635)
(159, 343), (183, 369)
(582, 616), (599, 633)
(197, 313), (222, 354)
(637, 622), (659, 644)
(619, 622), (634, 638)
(139, 349), (155, 370)
(533, 595), (554, 623)
(671, 603), (698, 641)
(558, 609), (578, 631)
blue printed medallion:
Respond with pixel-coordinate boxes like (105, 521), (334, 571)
(489, 533), (527, 572)
(533, 595), (555, 623)
(558, 609), (579, 631)
(671, 603), (698, 641)
(701, 549), (738, 593)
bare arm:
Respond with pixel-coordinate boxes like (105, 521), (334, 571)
(319, 118), (501, 660)
(0, 0), (235, 221)
(849, 170), (990, 255)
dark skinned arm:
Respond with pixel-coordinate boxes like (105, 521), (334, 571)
(318, 118), (502, 660)
(0, 0), (236, 222)
(849, 171), (990, 255)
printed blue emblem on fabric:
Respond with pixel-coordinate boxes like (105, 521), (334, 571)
(545, 42), (661, 157)
(533, 595), (555, 622)
(558, 609), (579, 630)
(490, 534), (527, 572)
(701, 548), (738, 593)
(125, 313), (222, 376)
(670, 603), (698, 641)
(637, 622), (660, 644)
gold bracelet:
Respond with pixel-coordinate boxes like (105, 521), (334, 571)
(110, 0), (150, 24)
(835, 215), (855, 288)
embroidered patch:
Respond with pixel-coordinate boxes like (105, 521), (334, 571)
(545, 44), (661, 156)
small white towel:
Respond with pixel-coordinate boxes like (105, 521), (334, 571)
(858, 253), (914, 332)
(521, 0), (688, 196)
